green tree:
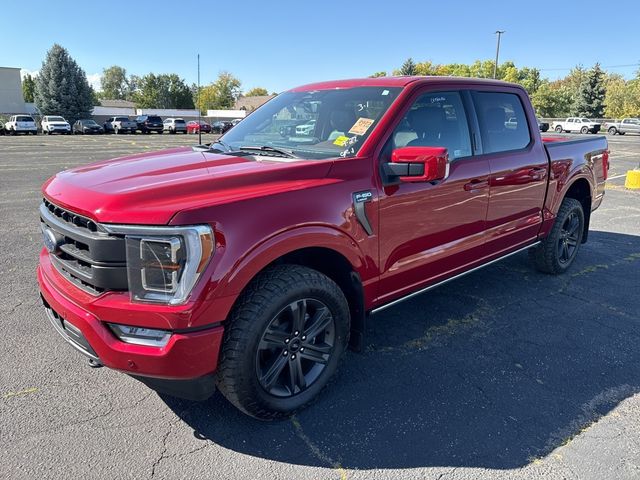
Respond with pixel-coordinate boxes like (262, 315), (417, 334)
(245, 87), (269, 97)
(604, 75), (627, 118)
(132, 73), (194, 109)
(22, 73), (36, 103)
(34, 44), (94, 122)
(531, 81), (574, 117)
(196, 72), (242, 112)
(368, 71), (387, 78)
(517, 67), (542, 95)
(574, 64), (606, 118)
(100, 65), (130, 100)
(398, 58), (417, 76)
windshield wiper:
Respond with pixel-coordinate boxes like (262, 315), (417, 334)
(208, 140), (234, 153)
(239, 145), (297, 158)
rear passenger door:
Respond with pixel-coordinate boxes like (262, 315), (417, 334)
(472, 89), (549, 255)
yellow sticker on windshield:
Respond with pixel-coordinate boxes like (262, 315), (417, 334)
(348, 117), (375, 136)
(333, 135), (350, 146)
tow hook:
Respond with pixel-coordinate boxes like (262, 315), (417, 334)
(88, 359), (103, 368)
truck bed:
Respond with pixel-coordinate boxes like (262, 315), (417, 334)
(542, 134), (609, 214)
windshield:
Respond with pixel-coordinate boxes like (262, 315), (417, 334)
(115, 117), (129, 122)
(219, 87), (401, 159)
(84, 120), (98, 126)
(48, 116), (65, 122)
(581, 118), (591, 122)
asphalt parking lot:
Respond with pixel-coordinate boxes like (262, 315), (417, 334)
(1, 132), (639, 480)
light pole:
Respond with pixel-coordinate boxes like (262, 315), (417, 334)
(493, 30), (505, 79)
(197, 53), (202, 145)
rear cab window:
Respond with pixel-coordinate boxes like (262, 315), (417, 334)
(472, 91), (531, 154)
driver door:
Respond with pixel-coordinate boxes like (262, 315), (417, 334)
(376, 90), (491, 305)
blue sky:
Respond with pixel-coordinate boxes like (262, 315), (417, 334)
(3, 0), (639, 93)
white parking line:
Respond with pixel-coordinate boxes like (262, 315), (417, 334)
(608, 173), (629, 180)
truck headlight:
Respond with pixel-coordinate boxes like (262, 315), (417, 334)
(102, 224), (214, 305)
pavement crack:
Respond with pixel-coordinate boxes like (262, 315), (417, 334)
(291, 415), (347, 480)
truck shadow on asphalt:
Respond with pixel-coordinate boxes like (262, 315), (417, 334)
(161, 230), (640, 470)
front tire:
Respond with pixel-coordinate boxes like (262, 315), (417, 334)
(529, 198), (584, 274)
(217, 265), (350, 420)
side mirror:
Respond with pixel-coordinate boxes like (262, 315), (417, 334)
(388, 146), (449, 183)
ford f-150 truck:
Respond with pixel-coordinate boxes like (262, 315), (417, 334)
(38, 77), (608, 419)
(603, 117), (640, 136)
(552, 117), (601, 134)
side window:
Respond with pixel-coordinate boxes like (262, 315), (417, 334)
(390, 91), (472, 160)
(473, 92), (531, 154)
(568, 118), (574, 123)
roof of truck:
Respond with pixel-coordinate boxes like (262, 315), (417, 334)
(289, 76), (519, 92)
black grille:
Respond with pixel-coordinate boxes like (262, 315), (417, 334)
(40, 200), (128, 295)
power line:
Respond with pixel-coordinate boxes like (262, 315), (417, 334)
(539, 63), (640, 72)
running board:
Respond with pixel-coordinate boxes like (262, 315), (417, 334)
(371, 241), (540, 314)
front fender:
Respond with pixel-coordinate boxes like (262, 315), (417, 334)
(223, 225), (370, 297)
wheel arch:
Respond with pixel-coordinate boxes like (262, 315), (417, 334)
(562, 177), (592, 243)
(216, 227), (370, 351)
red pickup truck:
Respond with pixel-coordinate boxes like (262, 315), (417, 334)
(38, 77), (608, 419)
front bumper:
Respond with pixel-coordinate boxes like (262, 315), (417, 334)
(37, 250), (224, 397)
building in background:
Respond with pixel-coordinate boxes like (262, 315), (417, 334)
(0, 67), (26, 114)
(234, 95), (276, 112)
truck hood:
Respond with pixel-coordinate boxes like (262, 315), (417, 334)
(43, 147), (334, 224)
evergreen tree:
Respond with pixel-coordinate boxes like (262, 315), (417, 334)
(574, 64), (606, 118)
(22, 74), (36, 103)
(398, 58), (417, 76)
(35, 44), (94, 122)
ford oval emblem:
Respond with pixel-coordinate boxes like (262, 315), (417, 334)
(43, 228), (60, 253)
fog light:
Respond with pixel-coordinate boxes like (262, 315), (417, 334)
(108, 324), (171, 347)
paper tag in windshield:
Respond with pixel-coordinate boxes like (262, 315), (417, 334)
(348, 118), (375, 136)
(333, 135), (350, 147)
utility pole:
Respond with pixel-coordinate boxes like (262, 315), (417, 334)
(197, 53), (202, 145)
(493, 30), (505, 79)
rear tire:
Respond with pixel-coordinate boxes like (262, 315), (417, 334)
(608, 127), (617, 135)
(529, 197), (584, 274)
(217, 265), (350, 420)
(580, 126), (589, 134)
(555, 125), (563, 133)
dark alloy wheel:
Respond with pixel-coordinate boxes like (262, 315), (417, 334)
(530, 197), (584, 274)
(557, 211), (581, 265)
(256, 298), (335, 397)
(217, 264), (350, 420)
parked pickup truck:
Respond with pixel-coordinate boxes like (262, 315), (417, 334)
(41, 115), (71, 135)
(603, 117), (640, 136)
(103, 116), (137, 134)
(5, 115), (38, 135)
(37, 77), (608, 419)
(552, 117), (601, 134)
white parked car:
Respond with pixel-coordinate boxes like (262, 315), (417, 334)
(295, 119), (317, 135)
(41, 115), (71, 135)
(4, 115), (38, 135)
(163, 118), (187, 134)
(551, 117), (601, 134)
